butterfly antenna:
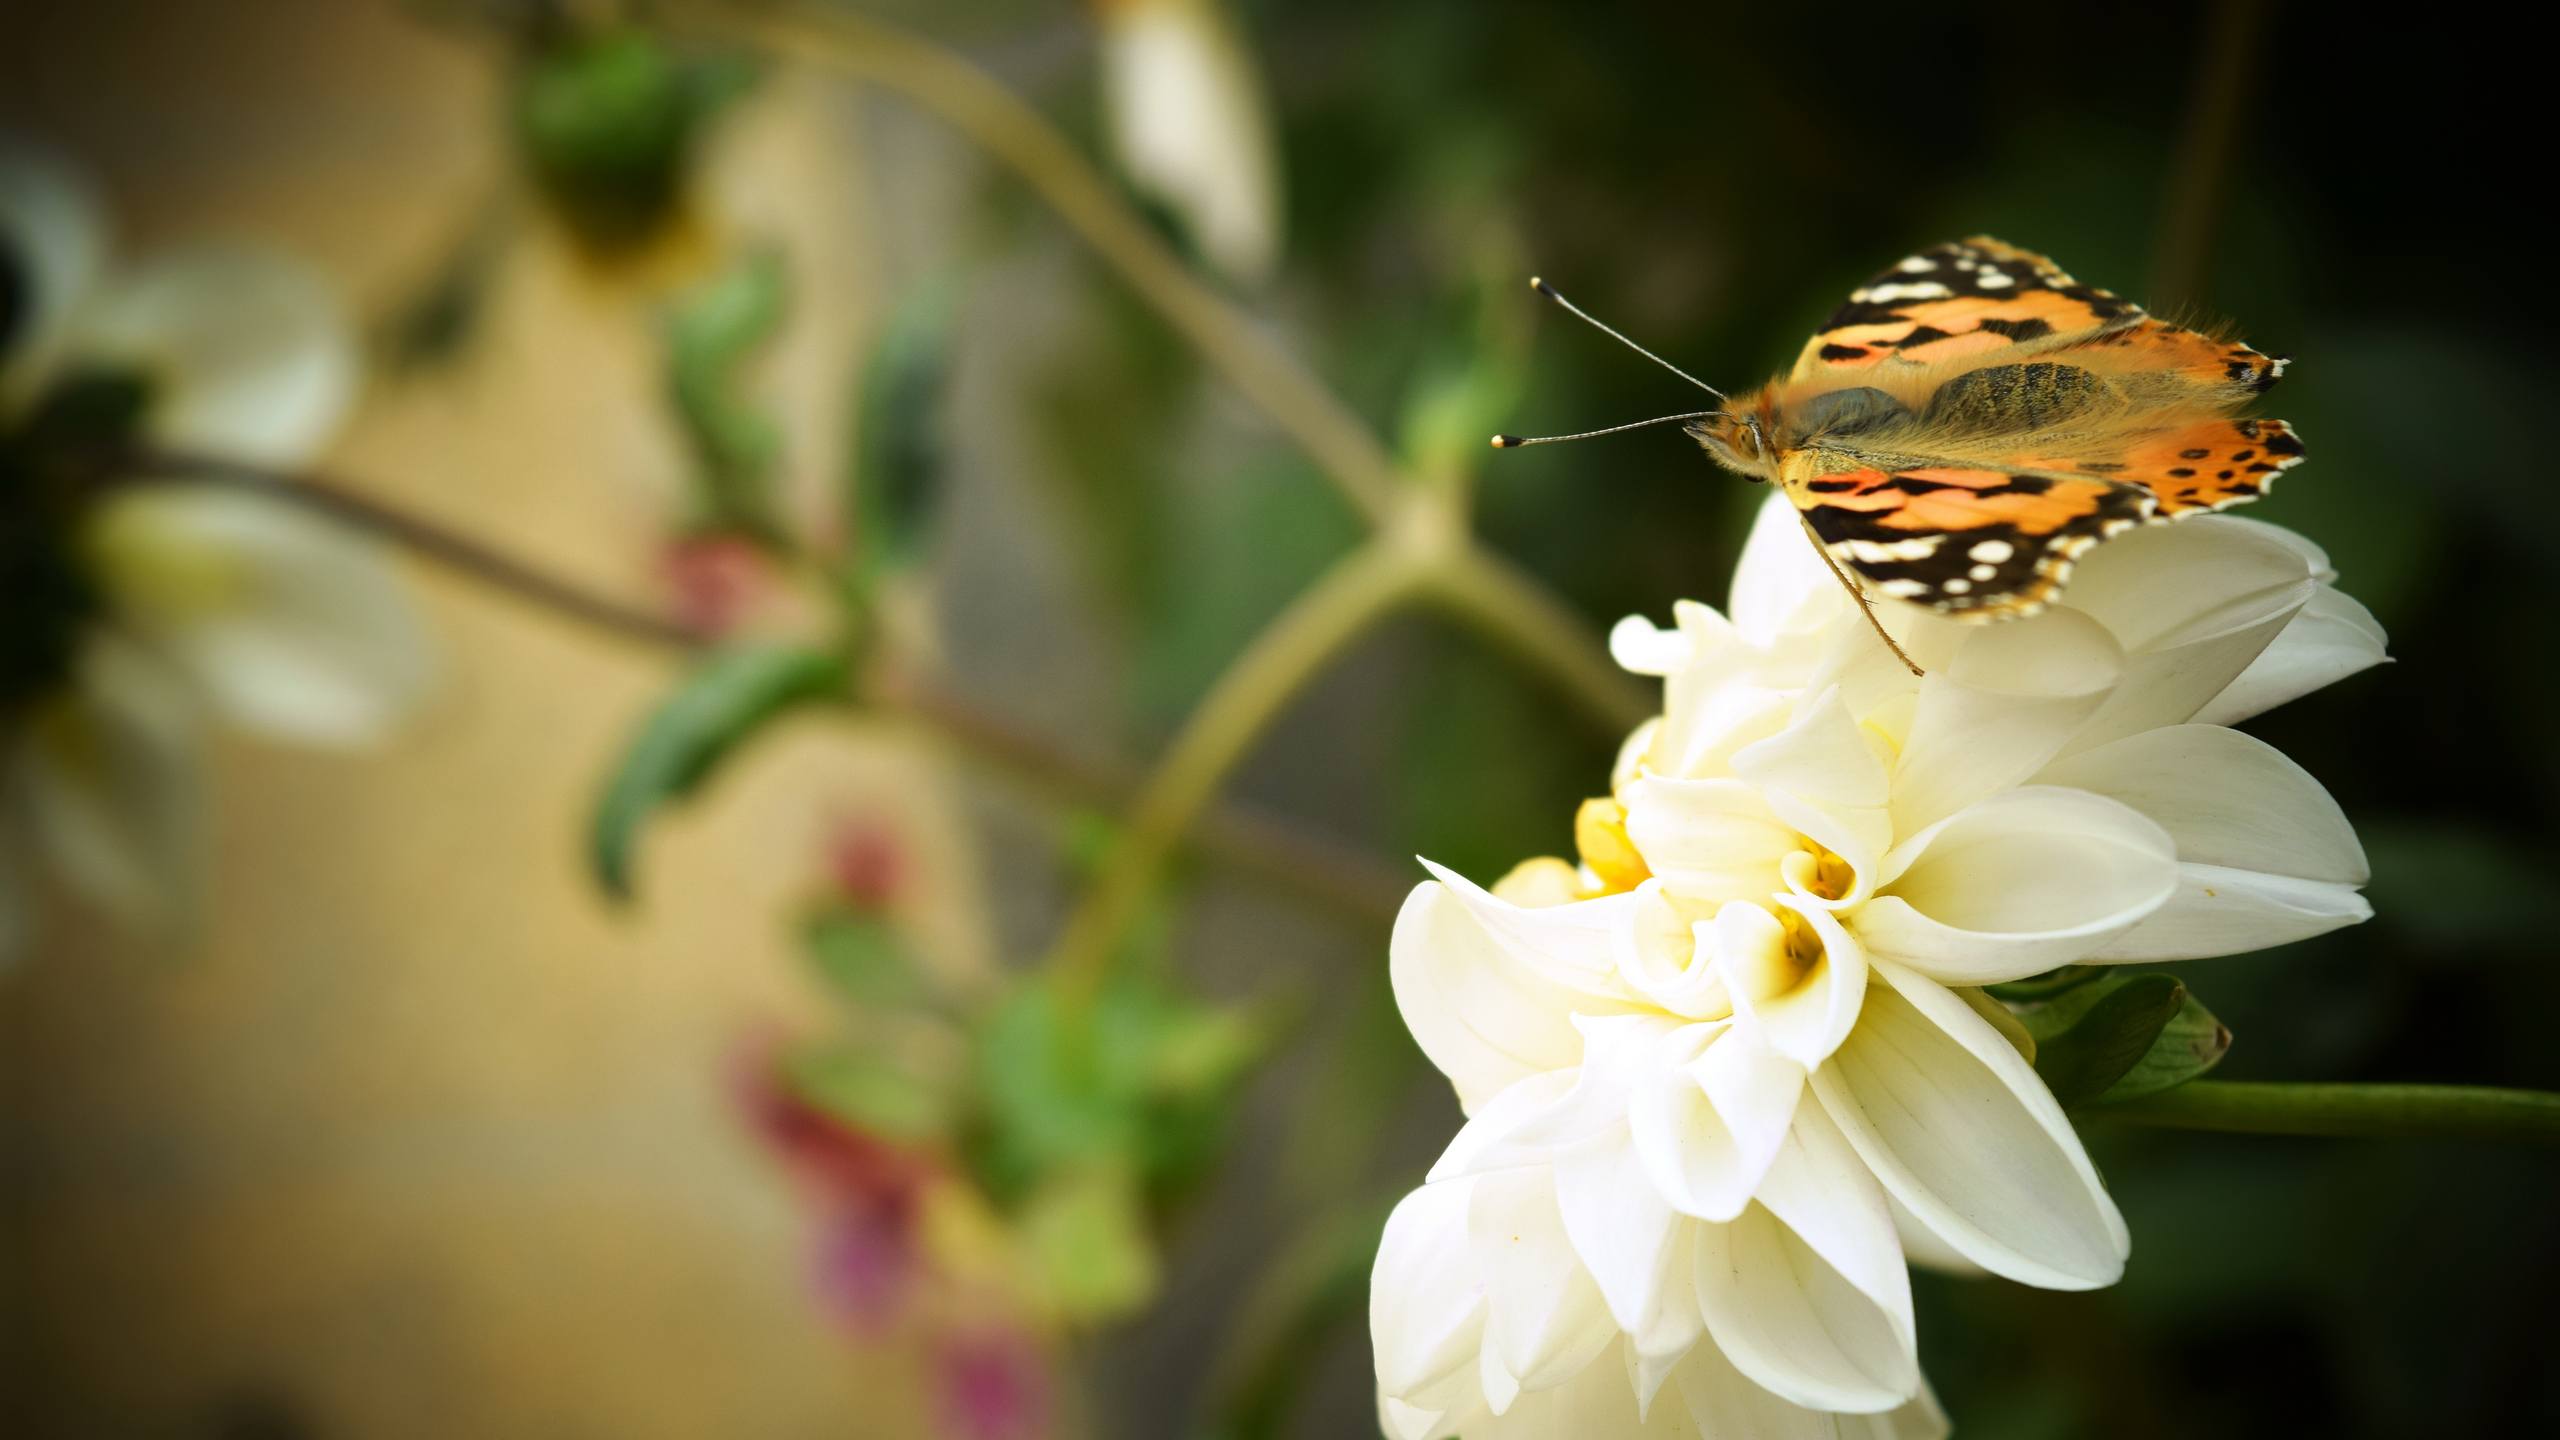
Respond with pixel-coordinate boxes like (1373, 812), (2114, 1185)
(1528, 277), (1727, 401)
(1491, 411), (1723, 448)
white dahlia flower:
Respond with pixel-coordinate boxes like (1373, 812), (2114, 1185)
(1371, 492), (2385, 1432)
(2, 134), (431, 965)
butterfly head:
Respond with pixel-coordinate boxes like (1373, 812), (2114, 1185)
(1684, 404), (1777, 482)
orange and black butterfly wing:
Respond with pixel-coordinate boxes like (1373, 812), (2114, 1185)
(1782, 451), (2158, 620)
(1791, 237), (2144, 380)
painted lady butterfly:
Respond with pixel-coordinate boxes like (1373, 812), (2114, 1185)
(1500, 237), (2302, 670)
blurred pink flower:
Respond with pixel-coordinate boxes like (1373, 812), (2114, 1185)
(825, 816), (906, 912)
(936, 1326), (1051, 1440)
(658, 533), (769, 637)
(735, 1040), (931, 1332)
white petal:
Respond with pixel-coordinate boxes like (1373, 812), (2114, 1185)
(1391, 874), (1641, 1115)
(1428, 1069), (1584, 1183)
(1731, 492), (1845, 646)
(1628, 1023), (1786, 1223)
(1888, 606), (2121, 836)
(1668, 1333), (1854, 1440)
(2036, 724), (2372, 960)
(1814, 959), (2127, 1289)
(74, 242), (359, 466)
(1372, 1179), (1488, 1401)
(1756, 1098), (1915, 1365)
(1627, 1223), (1706, 1411)
(1886, 1193), (1988, 1278)
(0, 133), (108, 400)
(1620, 776), (1792, 904)
(1099, 0), (1282, 283)
(1610, 611), (1696, 678)
(1722, 898), (1868, 1066)
(1648, 604), (1797, 779)
(1554, 1126), (1683, 1335)
(2052, 516), (2319, 757)
(2192, 580), (2388, 726)
(1859, 787), (2177, 985)
(85, 488), (434, 746)
(1693, 1202), (1919, 1412)
(17, 634), (204, 934)
(1735, 686), (1894, 866)
(1470, 1167), (1618, 1391)
(2094, 866), (2373, 963)
(1614, 882), (1730, 1020)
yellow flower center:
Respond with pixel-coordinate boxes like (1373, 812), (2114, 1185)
(1574, 795), (1651, 895)
(83, 497), (250, 621)
(1798, 840), (1857, 902)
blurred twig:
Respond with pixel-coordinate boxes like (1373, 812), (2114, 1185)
(110, 450), (1410, 930)
(1047, 540), (1426, 1005)
(2150, 0), (2269, 311)
(2095, 1080), (2560, 1145)
(699, 0), (1403, 529)
(674, 1), (1655, 1008)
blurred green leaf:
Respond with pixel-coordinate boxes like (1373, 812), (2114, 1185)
(786, 1045), (949, 1143)
(967, 974), (1265, 1209)
(803, 909), (926, 1010)
(1020, 1164), (1160, 1323)
(848, 280), (955, 580)
(2093, 988), (2232, 1104)
(514, 29), (754, 250)
(664, 248), (789, 541)
(590, 644), (845, 900)
(2015, 972), (2189, 1108)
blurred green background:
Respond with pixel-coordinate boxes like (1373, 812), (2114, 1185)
(6, 0), (2556, 1436)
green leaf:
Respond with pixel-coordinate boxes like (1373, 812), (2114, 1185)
(513, 29), (754, 250)
(590, 644), (845, 900)
(847, 281), (954, 578)
(1986, 965), (2103, 1003)
(2014, 972), (2189, 1108)
(2093, 987), (2233, 1103)
(786, 1046), (949, 1142)
(1018, 1164), (1161, 1322)
(664, 249), (790, 540)
(803, 909), (925, 1010)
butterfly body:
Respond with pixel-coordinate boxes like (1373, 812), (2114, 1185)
(1687, 237), (2302, 621)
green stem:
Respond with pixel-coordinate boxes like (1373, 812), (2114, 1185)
(2096, 1080), (2560, 1145)
(1421, 546), (1653, 735)
(1045, 541), (1426, 1007)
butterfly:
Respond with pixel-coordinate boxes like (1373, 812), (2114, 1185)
(1498, 237), (2301, 671)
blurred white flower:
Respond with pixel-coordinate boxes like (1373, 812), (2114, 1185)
(1374, 492), (2384, 1427)
(1097, 0), (1282, 284)
(2, 133), (430, 966)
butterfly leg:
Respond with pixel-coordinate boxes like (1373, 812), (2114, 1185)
(1793, 510), (1925, 676)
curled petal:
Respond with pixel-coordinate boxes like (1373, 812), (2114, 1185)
(1693, 1202), (1920, 1413)
(1554, 1126), (1684, 1336)
(1860, 787), (2177, 984)
(1629, 1023), (1792, 1222)
(1372, 1179), (1488, 1401)
(1756, 1099), (1916, 1364)
(1614, 882), (1730, 1019)
(1730, 492), (1846, 647)
(2052, 516), (2321, 757)
(1470, 1167), (1618, 1393)
(1620, 777), (1792, 904)
(1736, 687), (1894, 868)
(2037, 724), (2372, 960)
(1813, 958), (2128, 1290)
(1888, 606), (2121, 836)
(1718, 898), (1866, 1066)
(1672, 1333), (1948, 1440)
(2193, 579), (2388, 726)
(1391, 870), (1643, 1114)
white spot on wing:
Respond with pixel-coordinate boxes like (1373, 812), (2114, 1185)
(1968, 539), (2015, 563)
(1854, 281), (1954, 304)
(1974, 269), (2016, 290)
